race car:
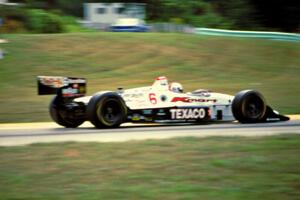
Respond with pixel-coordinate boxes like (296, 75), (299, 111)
(37, 76), (289, 128)
(110, 18), (149, 32)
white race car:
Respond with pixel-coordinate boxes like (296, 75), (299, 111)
(37, 76), (289, 128)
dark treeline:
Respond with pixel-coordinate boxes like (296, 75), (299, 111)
(11, 0), (300, 32)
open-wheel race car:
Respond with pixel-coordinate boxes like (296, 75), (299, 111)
(37, 76), (289, 128)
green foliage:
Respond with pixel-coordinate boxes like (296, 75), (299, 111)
(0, 19), (26, 33)
(55, 0), (84, 17)
(0, 6), (67, 33)
(146, 0), (232, 28)
(208, 0), (261, 30)
(0, 6), (28, 33)
(3, 0), (298, 32)
(23, 0), (85, 17)
(169, 18), (184, 25)
(26, 9), (65, 33)
(0, 5), (27, 21)
(0, 4), (91, 33)
(187, 13), (232, 29)
(59, 15), (95, 33)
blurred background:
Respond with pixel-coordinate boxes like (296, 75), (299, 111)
(1, 0), (300, 33)
(0, 0), (299, 122)
(0, 2), (300, 200)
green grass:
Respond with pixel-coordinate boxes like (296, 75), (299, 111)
(0, 32), (299, 122)
(0, 135), (300, 199)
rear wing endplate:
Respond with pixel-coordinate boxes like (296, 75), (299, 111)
(37, 76), (86, 97)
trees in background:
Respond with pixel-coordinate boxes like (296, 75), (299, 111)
(1, 0), (299, 33)
(250, 0), (300, 32)
(0, 6), (81, 33)
(206, 0), (260, 30)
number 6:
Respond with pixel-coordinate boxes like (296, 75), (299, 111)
(149, 93), (157, 104)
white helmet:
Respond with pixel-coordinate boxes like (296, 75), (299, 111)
(170, 82), (183, 93)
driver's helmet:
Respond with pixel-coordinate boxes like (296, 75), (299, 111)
(170, 82), (183, 93)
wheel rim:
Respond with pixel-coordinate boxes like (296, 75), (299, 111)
(243, 96), (265, 119)
(97, 99), (123, 126)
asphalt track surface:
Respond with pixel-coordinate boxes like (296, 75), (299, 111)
(0, 117), (300, 146)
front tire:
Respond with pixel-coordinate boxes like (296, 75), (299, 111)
(232, 90), (267, 123)
(87, 92), (127, 128)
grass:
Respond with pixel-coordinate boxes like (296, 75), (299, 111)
(0, 135), (300, 199)
(0, 32), (299, 122)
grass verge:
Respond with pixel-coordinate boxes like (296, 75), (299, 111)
(0, 135), (300, 199)
(0, 32), (299, 122)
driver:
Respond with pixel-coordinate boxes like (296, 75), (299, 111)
(170, 82), (183, 93)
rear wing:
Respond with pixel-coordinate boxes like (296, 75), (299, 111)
(37, 76), (86, 97)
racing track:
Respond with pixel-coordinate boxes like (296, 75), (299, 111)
(1, 117), (300, 146)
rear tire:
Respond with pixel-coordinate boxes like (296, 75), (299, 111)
(232, 90), (267, 123)
(50, 96), (85, 128)
(87, 92), (127, 128)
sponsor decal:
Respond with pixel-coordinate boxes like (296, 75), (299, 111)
(131, 114), (145, 121)
(196, 92), (211, 97)
(171, 97), (189, 102)
(170, 108), (206, 119)
(67, 79), (86, 84)
(39, 76), (65, 88)
(157, 109), (167, 116)
(123, 93), (144, 98)
(171, 97), (217, 103)
(79, 86), (86, 94)
(145, 117), (153, 122)
(73, 84), (79, 88)
(266, 118), (280, 121)
(38, 76), (86, 96)
(132, 114), (141, 121)
(62, 87), (80, 97)
(192, 89), (211, 97)
(143, 110), (153, 115)
(39, 76), (86, 88)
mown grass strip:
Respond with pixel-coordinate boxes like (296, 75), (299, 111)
(0, 32), (299, 122)
(0, 135), (300, 200)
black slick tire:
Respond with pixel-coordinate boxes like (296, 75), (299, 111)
(87, 92), (127, 128)
(49, 96), (85, 128)
(232, 90), (267, 123)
